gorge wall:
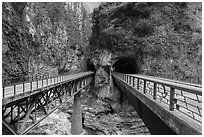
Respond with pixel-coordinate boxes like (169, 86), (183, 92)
(2, 2), (92, 85)
(90, 2), (202, 83)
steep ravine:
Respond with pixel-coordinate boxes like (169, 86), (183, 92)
(90, 2), (202, 84)
(28, 85), (150, 135)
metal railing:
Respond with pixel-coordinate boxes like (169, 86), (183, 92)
(112, 72), (202, 124)
(2, 71), (94, 134)
(153, 73), (202, 85)
(2, 72), (94, 98)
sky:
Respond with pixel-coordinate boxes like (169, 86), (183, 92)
(83, 2), (101, 13)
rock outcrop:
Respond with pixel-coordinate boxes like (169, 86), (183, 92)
(2, 2), (92, 85)
(28, 89), (150, 135)
(90, 2), (202, 83)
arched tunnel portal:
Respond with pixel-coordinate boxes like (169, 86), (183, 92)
(112, 57), (139, 74)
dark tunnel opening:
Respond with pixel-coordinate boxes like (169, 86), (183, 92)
(113, 58), (139, 74)
(86, 59), (96, 72)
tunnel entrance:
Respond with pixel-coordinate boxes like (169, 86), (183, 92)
(86, 59), (96, 72)
(113, 58), (139, 74)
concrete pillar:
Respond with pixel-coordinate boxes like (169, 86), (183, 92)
(71, 92), (83, 135)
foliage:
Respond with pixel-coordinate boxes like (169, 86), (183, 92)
(2, 2), (92, 84)
(91, 2), (202, 79)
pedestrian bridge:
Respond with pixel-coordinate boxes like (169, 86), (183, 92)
(112, 72), (202, 135)
(2, 71), (202, 135)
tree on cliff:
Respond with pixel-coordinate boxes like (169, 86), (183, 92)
(90, 2), (202, 82)
(2, 2), (92, 85)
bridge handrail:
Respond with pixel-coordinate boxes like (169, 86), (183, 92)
(154, 73), (202, 84)
(112, 72), (202, 124)
(118, 73), (202, 95)
(2, 71), (94, 98)
(131, 74), (202, 95)
(2, 71), (80, 87)
(137, 74), (201, 88)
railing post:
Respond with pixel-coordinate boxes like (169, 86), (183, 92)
(153, 83), (157, 100)
(30, 81), (32, 91)
(14, 85), (16, 95)
(169, 87), (175, 111)
(137, 78), (139, 90)
(42, 79), (43, 87)
(132, 77), (135, 87)
(3, 87), (5, 98)
(143, 80), (146, 94)
(129, 76), (131, 85)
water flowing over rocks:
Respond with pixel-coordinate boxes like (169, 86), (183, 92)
(28, 86), (150, 135)
(82, 95), (150, 135)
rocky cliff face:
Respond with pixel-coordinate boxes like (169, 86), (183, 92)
(2, 3), (31, 84)
(90, 2), (202, 82)
(2, 2), (92, 85)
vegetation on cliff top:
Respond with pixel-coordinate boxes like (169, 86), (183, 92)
(90, 2), (202, 79)
(2, 2), (92, 85)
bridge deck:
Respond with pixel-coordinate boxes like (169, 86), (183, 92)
(2, 71), (94, 134)
(112, 72), (202, 135)
(3, 72), (93, 98)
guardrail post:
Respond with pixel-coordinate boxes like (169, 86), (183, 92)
(153, 83), (157, 100)
(169, 87), (175, 111)
(129, 76), (130, 84)
(143, 80), (146, 94)
(3, 87), (5, 98)
(14, 85), (16, 95)
(129, 76), (131, 85)
(137, 78), (139, 90)
(30, 81), (32, 91)
(133, 77), (135, 87)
